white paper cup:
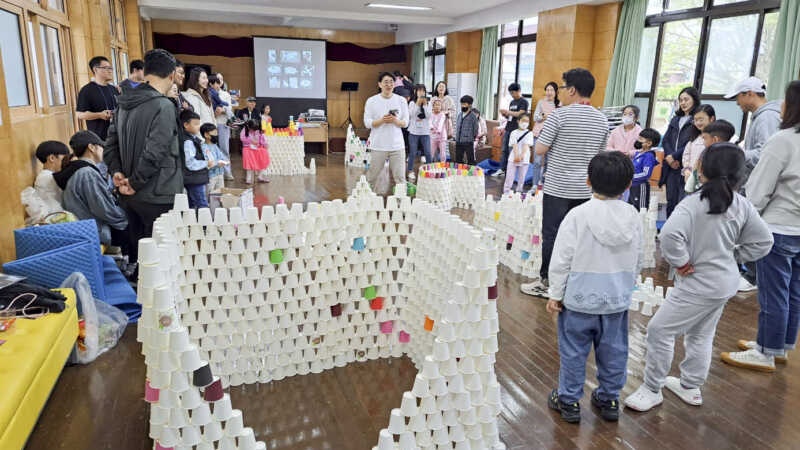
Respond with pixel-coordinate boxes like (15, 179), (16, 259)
(180, 425), (202, 446)
(224, 410), (243, 436)
(138, 238), (160, 265)
(173, 193), (190, 211)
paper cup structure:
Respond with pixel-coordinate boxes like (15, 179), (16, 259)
(258, 134), (314, 176)
(137, 175), (505, 449)
(344, 124), (372, 169)
(415, 163), (486, 210)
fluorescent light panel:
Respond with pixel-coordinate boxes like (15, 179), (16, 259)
(366, 3), (432, 10)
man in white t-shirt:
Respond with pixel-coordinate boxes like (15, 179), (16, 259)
(521, 68), (610, 298)
(364, 72), (409, 191)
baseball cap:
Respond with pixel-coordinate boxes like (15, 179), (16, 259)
(69, 130), (105, 152)
(724, 76), (766, 99)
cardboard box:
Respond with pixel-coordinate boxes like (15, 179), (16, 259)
(209, 188), (254, 210)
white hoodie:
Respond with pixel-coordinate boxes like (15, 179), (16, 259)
(548, 197), (643, 314)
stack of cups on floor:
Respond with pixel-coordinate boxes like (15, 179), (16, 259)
(473, 192), (543, 279)
(415, 163), (486, 211)
(345, 124), (371, 168)
(261, 135), (313, 176)
(140, 182), (505, 449)
(630, 276), (668, 316)
(640, 192), (660, 269)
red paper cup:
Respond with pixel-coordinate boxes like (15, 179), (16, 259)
(370, 297), (384, 310)
(203, 377), (224, 402)
(488, 284), (498, 300)
(398, 331), (411, 343)
(330, 303), (342, 317)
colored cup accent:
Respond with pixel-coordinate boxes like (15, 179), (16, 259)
(488, 284), (498, 300)
(144, 379), (160, 403)
(193, 363), (213, 387)
(398, 330), (411, 343)
(506, 242), (513, 251)
(203, 377), (224, 402)
(532, 235), (541, 245)
(330, 303), (342, 317)
(521, 250), (530, 260)
(424, 315), (434, 331)
(380, 320), (394, 334)
(155, 442), (173, 450)
(507, 235), (514, 243)
(494, 212), (501, 222)
(352, 237), (365, 251)
(370, 297), (384, 310)
(364, 285), (376, 300)
(269, 249), (284, 264)
(277, 196), (285, 204)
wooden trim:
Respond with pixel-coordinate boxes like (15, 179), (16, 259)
(29, 13), (50, 114)
(0, 48), (12, 138)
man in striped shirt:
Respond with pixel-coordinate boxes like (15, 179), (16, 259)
(521, 68), (610, 298)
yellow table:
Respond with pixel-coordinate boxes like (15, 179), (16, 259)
(0, 288), (78, 450)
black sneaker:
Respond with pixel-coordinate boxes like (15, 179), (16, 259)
(591, 389), (620, 422)
(548, 389), (580, 423)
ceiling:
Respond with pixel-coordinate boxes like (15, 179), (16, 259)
(139, 0), (589, 42)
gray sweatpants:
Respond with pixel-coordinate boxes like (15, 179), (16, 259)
(643, 290), (726, 391)
(367, 150), (406, 194)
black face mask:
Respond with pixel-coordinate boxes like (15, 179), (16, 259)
(210, 136), (219, 144)
(633, 141), (643, 150)
(461, 106), (469, 112)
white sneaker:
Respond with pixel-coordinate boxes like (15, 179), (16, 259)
(408, 172), (416, 181)
(738, 277), (757, 292)
(493, 169), (505, 177)
(737, 340), (787, 363)
(721, 349), (775, 372)
(520, 280), (548, 298)
(624, 385), (663, 412)
(664, 376), (702, 406)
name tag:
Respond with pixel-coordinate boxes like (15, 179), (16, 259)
(250, 144), (258, 149)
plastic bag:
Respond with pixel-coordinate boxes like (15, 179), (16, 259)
(21, 187), (48, 225)
(61, 272), (128, 364)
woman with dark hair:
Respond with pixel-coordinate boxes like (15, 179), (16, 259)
(659, 86), (700, 217)
(182, 67), (215, 124)
(434, 81), (456, 140)
(682, 104), (716, 193)
(722, 80), (800, 372)
(529, 82), (560, 190)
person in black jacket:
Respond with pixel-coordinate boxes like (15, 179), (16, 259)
(659, 86), (700, 218)
(104, 49), (182, 262)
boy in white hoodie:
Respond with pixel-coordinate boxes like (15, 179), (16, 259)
(546, 151), (642, 424)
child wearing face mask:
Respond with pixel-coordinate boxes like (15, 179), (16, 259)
(503, 114), (534, 193)
(607, 105), (642, 159)
(629, 128), (662, 211)
(430, 99), (449, 162)
(200, 123), (229, 194)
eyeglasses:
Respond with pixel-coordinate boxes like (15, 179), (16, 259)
(96, 66), (114, 71)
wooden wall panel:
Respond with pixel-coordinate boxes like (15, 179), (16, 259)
(445, 30), (482, 74)
(151, 20), (409, 138)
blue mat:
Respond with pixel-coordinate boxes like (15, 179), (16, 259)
(102, 256), (140, 322)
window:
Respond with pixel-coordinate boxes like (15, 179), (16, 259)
(48, 0), (65, 12)
(634, 0), (780, 138)
(0, 8), (29, 107)
(26, 20), (42, 109)
(40, 24), (65, 106)
(110, 47), (119, 85)
(423, 36), (446, 92)
(495, 17), (537, 118)
(121, 51), (129, 80)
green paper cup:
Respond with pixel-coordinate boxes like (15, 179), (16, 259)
(364, 285), (376, 300)
(269, 249), (284, 264)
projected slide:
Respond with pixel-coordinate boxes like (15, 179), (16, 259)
(253, 37), (326, 99)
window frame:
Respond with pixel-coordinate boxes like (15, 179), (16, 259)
(635, 0), (780, 138)
(495, 19), (537, 119)
(38, 16), (67, 108)
(423, 36), (446, 93)
(1, 2), (37, 119)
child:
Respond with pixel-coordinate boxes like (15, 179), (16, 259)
(454, 95), (479, 165)
(180, 110), (211, 208)
(208, 74), (229, 112)
(240, 118), (270, 184)
(59, 130), (129, 251)
(430, 98), (449, 162)
(547, 151), (641, 424)
(502, 114), (533, 194)
(625, 143), (772, 413)
(685, 120), (736, 194)
(629, 128), (661, 211)
(406, 84), (432, 180)
(200, 123), (228, 194)
(683, 105), (716, 192)
(34, 141), (70, 213)
(473, 108), (487, 154)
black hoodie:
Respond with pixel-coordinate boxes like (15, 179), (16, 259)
(104, 83), (183, 205)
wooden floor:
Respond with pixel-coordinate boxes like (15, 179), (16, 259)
(26, 153), (800, 450)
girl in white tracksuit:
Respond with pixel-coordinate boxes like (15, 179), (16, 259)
(625, 143), (773, 412)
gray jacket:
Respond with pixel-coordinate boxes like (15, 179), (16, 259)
(746, 128), (800, 229)
(62, 159), (128, 245)
(455, 111), (479, 144)
(660, 193), (772, 301)
(744, 100), (782, 174)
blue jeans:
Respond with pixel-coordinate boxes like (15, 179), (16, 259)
(530, 152), (543, 188)
(186, 184), (208, 209)
(407, 134), (432, 172)
(558, 309), (629, 403)
(756, 233), (800, 357)
(500, 130), (511, 170)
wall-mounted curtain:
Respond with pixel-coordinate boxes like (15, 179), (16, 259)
(766, 0), (800, 100)
(475, 26), (498, 116)
(603, 0), (647, 107)
(411, 41), (425, 85)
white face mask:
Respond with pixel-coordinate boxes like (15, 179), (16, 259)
(622, 116), (635, 126)
(519, 121), (529, 130)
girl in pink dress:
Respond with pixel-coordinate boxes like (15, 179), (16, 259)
(240, 119), (270, 184)
(430, 99), (449, 162)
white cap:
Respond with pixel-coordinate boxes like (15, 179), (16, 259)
(725, 76), (766, 99)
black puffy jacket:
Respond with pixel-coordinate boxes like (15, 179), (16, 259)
(104, 83), (183, 205)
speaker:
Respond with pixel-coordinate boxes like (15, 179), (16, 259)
(341, 82), (359, 92)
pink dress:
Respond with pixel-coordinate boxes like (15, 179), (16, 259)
(240, 129), (270, 171)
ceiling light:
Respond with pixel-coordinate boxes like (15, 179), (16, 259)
(366, 3), (432, 11)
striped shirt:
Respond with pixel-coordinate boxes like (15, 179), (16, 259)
(538, 104), (609, 199)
